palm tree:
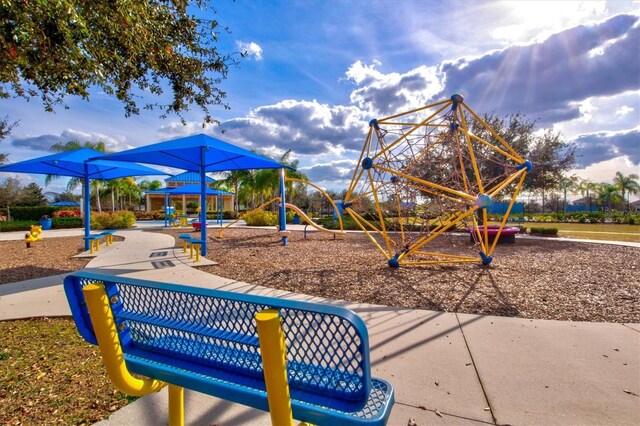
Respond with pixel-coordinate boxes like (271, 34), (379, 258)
(577, 178), (598, 212)
(46, 140), (108, 212)
(597, 183), (623, 212)
(138, 179), (162, 210)
(613, 172), (640, 211)
(213, 169), (252, 213)
(557, 174), (578, 212)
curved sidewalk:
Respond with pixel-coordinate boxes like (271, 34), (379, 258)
(0, 229), (638, 425)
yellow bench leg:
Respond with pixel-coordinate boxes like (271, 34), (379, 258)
(82, 283), (166, 395)
(182, 240), (187, 253)
(256, 309), (294, 426)
(193, 243), (201, 262)
(168, 384), (184, 426)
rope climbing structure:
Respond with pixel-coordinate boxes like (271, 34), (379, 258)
(343, 94), (533, 267)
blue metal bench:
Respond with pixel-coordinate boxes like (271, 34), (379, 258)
(177, 233), (192, 253)
(63, 271), (394, 425)
(83, 234), (104, 254)
(100, 229), (117, 246)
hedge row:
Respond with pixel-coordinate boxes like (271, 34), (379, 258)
(505, 211), (639, 225)
(0, 206), (61, 221)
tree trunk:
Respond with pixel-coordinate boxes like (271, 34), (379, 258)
(111, 188), (115, 211)
(95, 182), (102, 213)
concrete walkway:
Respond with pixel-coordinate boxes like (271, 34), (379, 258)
(0, 227), (638, 425)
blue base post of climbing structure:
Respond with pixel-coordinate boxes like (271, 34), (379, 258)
(279, 168), (287, 246)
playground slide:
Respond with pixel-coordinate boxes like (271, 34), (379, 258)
(285, 203), (346, 238)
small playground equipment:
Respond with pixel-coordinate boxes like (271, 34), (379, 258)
(217, 176), (346, 241)
(343, 94), (532, 267)
(25, 224), (43, 248)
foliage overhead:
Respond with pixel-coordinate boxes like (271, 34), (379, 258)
(0, 0), (235, 125)
(0, 114), (18, 164)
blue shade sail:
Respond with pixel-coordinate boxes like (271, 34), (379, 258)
(93, 134), (291, 255)
(0, 148), (167, 250)
(0, 148), (166, 179)
(95, 134), (292, 172)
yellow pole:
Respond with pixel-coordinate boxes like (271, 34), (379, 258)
(168, 384), (184, 426)
(82, 283), (166, 396)
(255, 309), (294, 426)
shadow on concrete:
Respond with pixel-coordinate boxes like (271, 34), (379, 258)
(0, 267), (71, 295)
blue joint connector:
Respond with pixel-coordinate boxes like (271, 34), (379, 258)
(449, 123), (459, 133)
(369, 119), (380, 130)
(390, 175), (398, 183)
(480, 252), (493, 266)
(450, 93), (464, 111)
(343, 202), (352, 208)
(517, 160), (533, 173)
(362, 157), (374, 170)
(388, 255), (400, 268)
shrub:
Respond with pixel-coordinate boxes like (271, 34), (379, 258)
(529, 227), (558, 236)
(53, 217), (83, 229)
(134, 210), (165, 220)
(243, 209), (277, 226)
(205, 210), (239, 220)
(0, 220), (37, 232)
(223, 210), (238, 220)
(52, 209), (81, 218)
(2, 206), (59, 221)
(286, 210), (295, 223)
(91, 211), (136, 229)
(319, 216), (361, 230)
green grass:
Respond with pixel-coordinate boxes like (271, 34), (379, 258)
(491, 221), (640, 242)
(0, 318), (136, 425)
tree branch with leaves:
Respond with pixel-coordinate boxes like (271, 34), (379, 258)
(1, 0), (238, 125)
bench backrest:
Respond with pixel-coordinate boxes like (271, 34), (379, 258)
(64, 271), (371, 406)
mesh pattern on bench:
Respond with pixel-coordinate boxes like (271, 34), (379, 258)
(80, 277), (367, 402)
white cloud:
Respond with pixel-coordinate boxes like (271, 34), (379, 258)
(218, 99), (368, 155)
(492, 0), (608, 45)
(615, 105), (634, 117)
(157, 121), (209, 139)
(572, 155), (639, 185)
(10, 129), (131, 153)
(236, 41), (263, 61)
(345, 61), (443, 116)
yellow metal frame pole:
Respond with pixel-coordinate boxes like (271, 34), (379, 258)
(168, 384), (184, 426)
(82, 284), (167, 397)
(255, 309), (294, 426)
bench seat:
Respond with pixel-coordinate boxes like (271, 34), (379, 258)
(83, 234), (104, 253)
(100, 230), (117, 246)
(64, 272), (394, 425)
(124, 348), (393, 424)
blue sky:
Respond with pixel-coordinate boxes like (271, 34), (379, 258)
(1, 0), (639, 198)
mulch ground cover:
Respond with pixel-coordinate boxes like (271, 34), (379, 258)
(157, 228), (640, 323)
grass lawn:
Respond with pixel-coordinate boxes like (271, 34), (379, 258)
(0, 318), (135, 425)
(492, 222), (640, 243)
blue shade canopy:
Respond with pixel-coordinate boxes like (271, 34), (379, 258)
(0, 148), (167, 251)
(50, 201), (81, 207)
(0, 148), (166, 179)
(166, 172), (215, 183)
(95, 134), (290, 256)
(96, 134), (292, 172)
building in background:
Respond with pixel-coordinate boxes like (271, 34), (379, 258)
(145, 172), (234, 213)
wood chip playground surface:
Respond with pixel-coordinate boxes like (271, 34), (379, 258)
(0, 228), (637, 323)
(159, 228), (639, 324)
